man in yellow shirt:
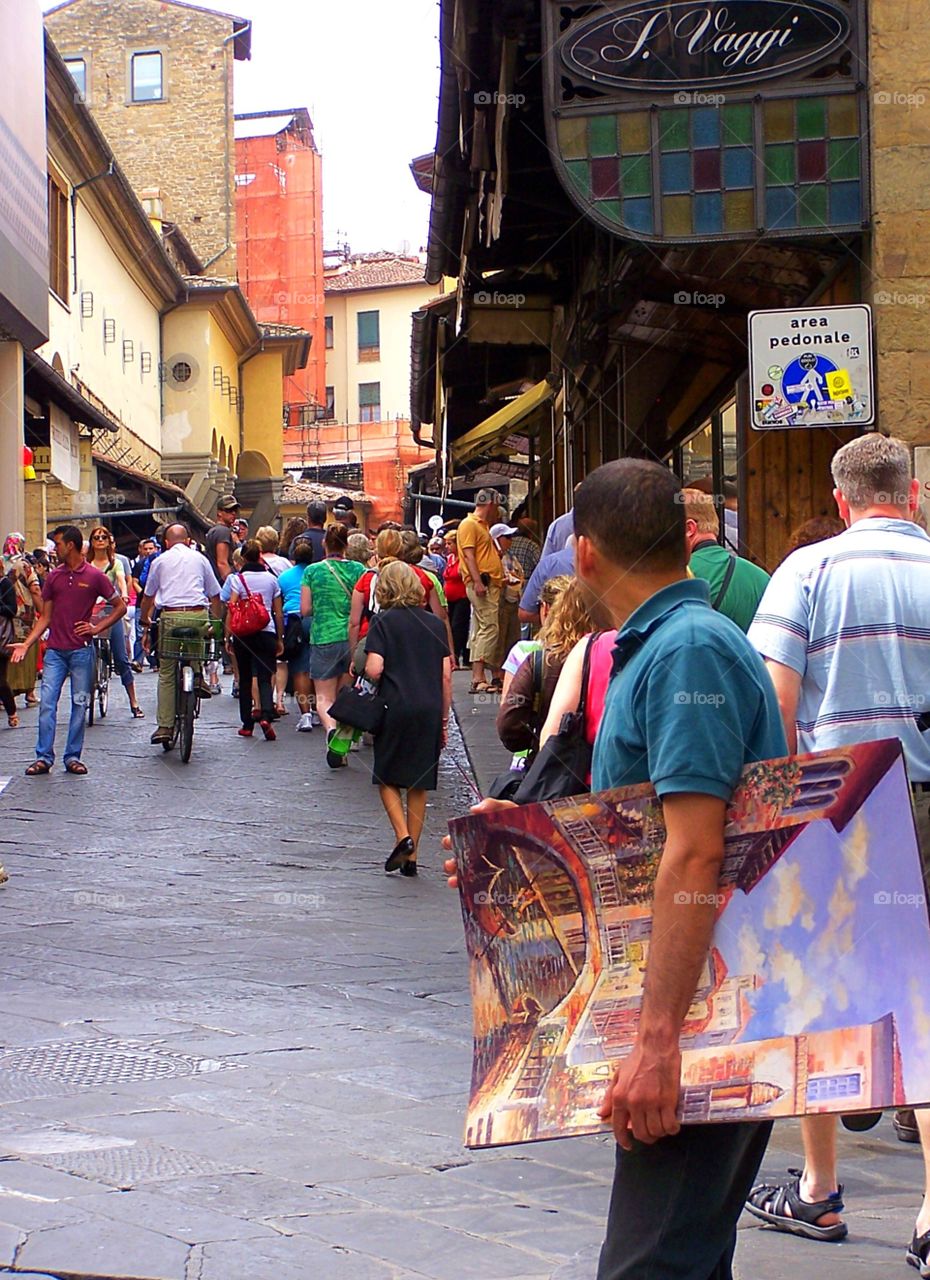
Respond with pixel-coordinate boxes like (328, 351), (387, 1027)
(457, 489), (504, 692)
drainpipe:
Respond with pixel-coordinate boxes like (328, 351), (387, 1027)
(200, 21), (251, 273)
(71, 160), (116, 293)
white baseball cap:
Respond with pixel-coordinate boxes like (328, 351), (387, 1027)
(490, 522), (519, 541)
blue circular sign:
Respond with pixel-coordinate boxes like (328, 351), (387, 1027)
(782, 354), (839, 407)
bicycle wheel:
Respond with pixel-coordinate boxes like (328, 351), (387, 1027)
(97, 644), (110, 719)
(178, 687), (196, 762)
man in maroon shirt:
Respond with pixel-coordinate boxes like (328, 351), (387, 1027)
(11, 525), (127, 775)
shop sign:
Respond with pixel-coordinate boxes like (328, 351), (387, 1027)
(49, 403), (81, 489)
(562, 1), (851, 91)
(748, 304), (874, 429)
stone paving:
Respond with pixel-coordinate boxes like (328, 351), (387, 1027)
(0, 669), (923, 1279)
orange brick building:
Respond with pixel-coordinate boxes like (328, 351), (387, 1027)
(235, 109), (326, 418)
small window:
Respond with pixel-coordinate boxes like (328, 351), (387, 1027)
(325, 386), (335, 418)
(64, 58), (87, 101)
(358, 381), (381, 423)
(357, 310), (380, 360)
(324, 315), (334, 349)
(172, 360), (192, 383)
(131, 51), (163, 102)
(47, 173), (69, 303)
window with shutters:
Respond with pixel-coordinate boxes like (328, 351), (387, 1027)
(358, 381), (381, 423)
(357, 310), (380, 361)
(48, 174), (69, 304)
(324, 315), (334, 349)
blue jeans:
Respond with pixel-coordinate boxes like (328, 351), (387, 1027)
(102, 608), (134, 690)
(36, 646), (94, 766)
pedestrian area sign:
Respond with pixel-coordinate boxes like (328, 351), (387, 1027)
(748, 304), (874, 430)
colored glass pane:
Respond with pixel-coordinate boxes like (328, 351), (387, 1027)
(663, 195), (692, 236)
(692, 108), (720, 149)
(619, 112), (650, 154)
(564, 159), (592, 199)
(558, 116), (588, 160)
(798, 185), (829, 228)
(588, 115), (617, 157)
(597, 199), (622, 223)
(721, 103), (753, 146)
(830, 182), (861, 225)
(723, 147), (753, 189)
(622, 154), (651, 197)
(765, 144), (796, 186)
(829, 140), (860, 181)
(659, 109), (689, 151)
(828, 95), (858, 137)
(797, 97), (827, 140)
(724, 190), (755, 232)
(764, 99), (795, 143)
(799, 140), (828, 183)
(591, 156), (620, 200)
(694, 192), (723, 234)
(661, 152), (692, 194)
(766, 186), (797, 228)
(694, 150), (721, 190)
(623, 198), (653, 233)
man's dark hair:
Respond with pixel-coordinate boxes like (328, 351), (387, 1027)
(306, 502), (326, 527)
(52, 525), (83, 553)
(573, 460), (686, 572)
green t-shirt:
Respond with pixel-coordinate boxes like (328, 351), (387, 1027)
(689, 541), (770, 634)
(302, 558), (365, 645)
(420, 566), (447, 609)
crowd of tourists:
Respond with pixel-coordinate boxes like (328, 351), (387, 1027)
(4, 434), (930, 1278)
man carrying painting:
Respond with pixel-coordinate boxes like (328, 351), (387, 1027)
(448, 458), (788, 1279)
(748, 433), (930, 1273)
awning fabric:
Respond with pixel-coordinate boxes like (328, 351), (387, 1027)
(451, 376), (557, 465)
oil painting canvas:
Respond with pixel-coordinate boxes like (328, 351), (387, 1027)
(450, 740), (930, 1150)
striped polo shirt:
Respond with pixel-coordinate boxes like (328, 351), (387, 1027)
(749, 517), (930, 782)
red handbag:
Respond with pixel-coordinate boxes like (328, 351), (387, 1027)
(227, 573), (270, 638)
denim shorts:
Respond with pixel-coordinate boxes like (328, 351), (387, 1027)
(309, 640), (350, 681)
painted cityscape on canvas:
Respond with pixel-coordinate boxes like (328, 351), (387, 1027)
(450, 740), (930, 1150)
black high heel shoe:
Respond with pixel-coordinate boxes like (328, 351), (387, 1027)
(384, 836), (415, 872)
(399, 860), (418, 877)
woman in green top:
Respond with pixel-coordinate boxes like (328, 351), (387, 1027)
(300, 523), (365, 735)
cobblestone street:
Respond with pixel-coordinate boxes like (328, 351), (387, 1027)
(0, 673), (922, 1279)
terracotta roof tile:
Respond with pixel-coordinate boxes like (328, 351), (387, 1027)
(324, 256), (428, 293)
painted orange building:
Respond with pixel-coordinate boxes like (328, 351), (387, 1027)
(234, 108), (325, 417)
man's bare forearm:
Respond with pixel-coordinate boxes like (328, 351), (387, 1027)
(638, 841), (724, 1046)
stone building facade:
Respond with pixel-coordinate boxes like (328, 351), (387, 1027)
(44, 0), (250, 278)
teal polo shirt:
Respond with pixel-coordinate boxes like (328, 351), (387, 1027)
(689, 540), (770, 633)
(592, 579), (788, 800)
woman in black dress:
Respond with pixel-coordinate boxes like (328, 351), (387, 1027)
(364, 562), (452, 876)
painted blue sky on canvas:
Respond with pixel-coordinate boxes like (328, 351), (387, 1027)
(712, 758), (930, 1100)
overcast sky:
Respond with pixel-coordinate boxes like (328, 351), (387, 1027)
(233, 0), (438, 254)
(45, 0), (439, 255)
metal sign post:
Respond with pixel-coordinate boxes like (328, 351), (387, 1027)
(748, 304), (875, 430)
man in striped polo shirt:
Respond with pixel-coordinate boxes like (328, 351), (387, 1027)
(747, 433), (930, 1273)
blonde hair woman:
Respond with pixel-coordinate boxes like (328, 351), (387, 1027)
(363, 562), (452, 877)
(87, 526), (143, 718)
(347, 527), (447, 673)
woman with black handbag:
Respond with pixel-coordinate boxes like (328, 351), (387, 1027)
(362, 562), (451, 877)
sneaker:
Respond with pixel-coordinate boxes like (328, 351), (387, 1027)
(297, 713), (314, 732)
(231, 682), (239, 697)
(349, 738), (361, 752)
(311, 710), (322, 727)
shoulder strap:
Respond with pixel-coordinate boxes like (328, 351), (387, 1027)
(324, 558), (355, 603)
(711, 553), (737, 611)
(236, 572), (252, 599)
(531, 646), (544, 715)
(577, 634), (595, 717)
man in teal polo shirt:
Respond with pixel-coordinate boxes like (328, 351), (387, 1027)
(571, 460), (787, 1280)
(682, 487), (770, 633)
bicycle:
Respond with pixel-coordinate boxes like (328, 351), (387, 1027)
(157, 617), (223, 762)
(86, 633), (111, 726)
